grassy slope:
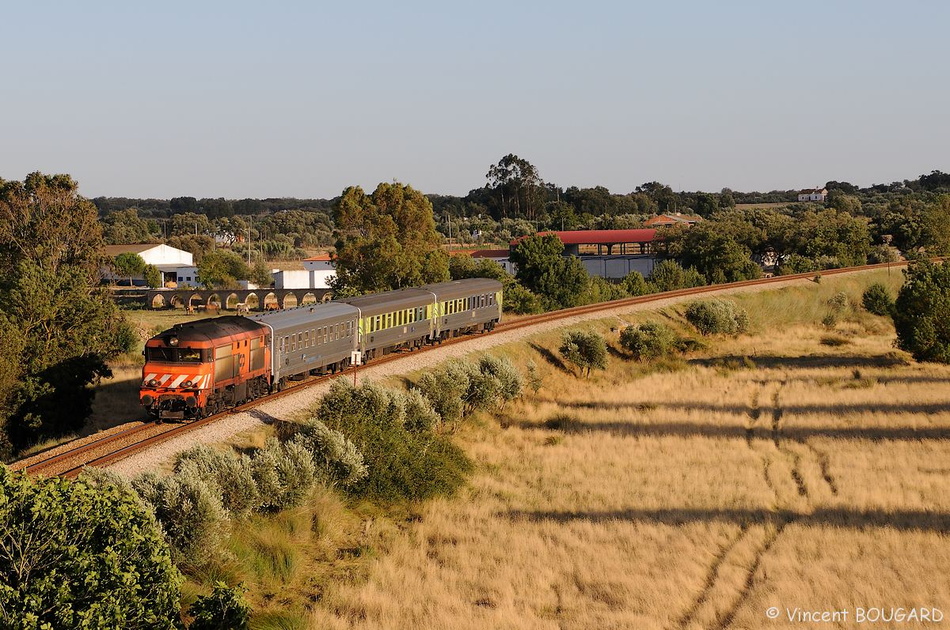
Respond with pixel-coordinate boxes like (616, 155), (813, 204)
(302, 269), (950, 629)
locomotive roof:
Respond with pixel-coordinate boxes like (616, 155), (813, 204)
(419, 278), (503, 301)
(150, 316), (266, 345)
(248, 302), (358, 333)
(339, 288), (434, 316)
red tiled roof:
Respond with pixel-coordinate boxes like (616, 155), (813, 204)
(304, 254), (333, 261)
(511, 229), (657, 246)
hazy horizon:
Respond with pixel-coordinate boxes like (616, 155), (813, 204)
(3, 1), (947, 199)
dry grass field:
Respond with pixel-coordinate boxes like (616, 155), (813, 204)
(306, 271), (950, 630)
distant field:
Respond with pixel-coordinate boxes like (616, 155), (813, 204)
(309, 270), (950, 629)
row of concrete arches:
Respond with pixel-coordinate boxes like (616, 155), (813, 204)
(150, 291), (330, 312)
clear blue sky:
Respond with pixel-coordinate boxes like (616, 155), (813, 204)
(2, 1), (947, 199)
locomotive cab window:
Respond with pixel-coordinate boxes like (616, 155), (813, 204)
(146, 347), (205, 363)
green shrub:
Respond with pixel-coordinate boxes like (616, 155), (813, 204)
(862, 282), (894, 316)
(132, 470), (229, 568)
(828, 291), (850, 313)
(416, 362), (471, 424)
(684, 299), (749, 335)
(502, 282), (543, 314)
(893, 261), (950, 362)
(401, 388), (441, 432)
(314, 380), (472, 502)
(319, 379), (407, 427)
(821, 312), (839, 329)
(175, 445), (259, 516)
(250, 438), (316, 512)
(294, 419), (368, 489)
(272, 438), (318, 509)
(559, 330), (608, 377)
(776, 254), (818, 275)
(461, 363), (499, 414)
(525, 359), (544, 394)
(585, 275), (628, 303)
(647, 260), (706, 293)
(478, 355), (523, 405)
(0, 468), (182, 629)
(189, 582), (250, 630)
(622, 270), (651, 296)
(619, 321), (679, 360)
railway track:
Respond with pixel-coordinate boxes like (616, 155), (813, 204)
(15, 260), (906, 478)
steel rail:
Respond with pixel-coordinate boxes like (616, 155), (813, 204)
(17, 260), (906, 478)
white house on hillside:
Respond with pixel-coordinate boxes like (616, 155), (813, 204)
(798, 188), (828, 202)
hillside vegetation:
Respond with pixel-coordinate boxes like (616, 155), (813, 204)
(303, 270), (950, 629)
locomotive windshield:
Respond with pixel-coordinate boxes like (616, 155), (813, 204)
(146, 347), (205, 363)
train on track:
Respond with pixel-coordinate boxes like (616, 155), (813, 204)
(140, 279), (502, 420)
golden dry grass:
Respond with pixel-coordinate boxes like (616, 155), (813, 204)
(309, 272), (950, 630)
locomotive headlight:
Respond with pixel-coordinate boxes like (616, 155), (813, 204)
(183, 380), (194, 388)
(147, 379), (159, 387)
(168, 336), (179, 346)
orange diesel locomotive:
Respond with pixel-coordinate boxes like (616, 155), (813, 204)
(141, 317), (271, 420)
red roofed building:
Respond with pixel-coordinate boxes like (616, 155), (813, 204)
(511, 229), (658, 279)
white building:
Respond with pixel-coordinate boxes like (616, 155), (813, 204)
(103, 244), (195, 286)
(302, 254), (335, 271)
(273, 269), (336, 290)
(798, 188), (828, 202)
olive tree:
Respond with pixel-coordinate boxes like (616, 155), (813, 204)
(559, 330), (608, 377)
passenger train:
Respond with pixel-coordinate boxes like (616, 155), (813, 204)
(140, 279), (502, 420)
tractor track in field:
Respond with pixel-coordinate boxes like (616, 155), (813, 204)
(12, 261), (904, 479)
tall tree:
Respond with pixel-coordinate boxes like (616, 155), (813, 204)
(0, 173), (132, 452)
(101, 208), (157, 244)
(332, 182), (449, 295)
(485, 154), (544, 220)
(197, 250), (250, 289)
(112, 252), (146, 286)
